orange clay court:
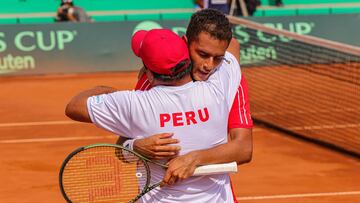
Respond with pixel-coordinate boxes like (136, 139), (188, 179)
(0, 72), (359, 203)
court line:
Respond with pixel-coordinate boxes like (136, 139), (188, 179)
(0, 120), (264, 132)
(0, 127), (264, 144)
(289, 123), (360, 130)
(0, 120), (79, 127)
(0, 120), (263, 144)
(236, 191), (360, 201)
(0, 136), (115, 144)
(0, 127), (264, 143)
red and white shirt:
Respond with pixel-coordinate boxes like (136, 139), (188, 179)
(87, 52), (241, 203)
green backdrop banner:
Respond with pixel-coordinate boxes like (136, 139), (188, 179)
(249, 14), (360, 47)
(0, 14), (359, 76)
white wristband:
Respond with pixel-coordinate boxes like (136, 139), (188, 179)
(122, 139), (136, 151)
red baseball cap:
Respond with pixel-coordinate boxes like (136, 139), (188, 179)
(131, 29), (190, 76)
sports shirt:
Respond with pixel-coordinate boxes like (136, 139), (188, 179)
(87, 52), (240, 203)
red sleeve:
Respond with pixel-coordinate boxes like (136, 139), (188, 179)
(134, 73), (152, 90)
(228, 76), (253, 129)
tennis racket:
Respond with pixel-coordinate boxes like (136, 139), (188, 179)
(59, 143), (237, 203)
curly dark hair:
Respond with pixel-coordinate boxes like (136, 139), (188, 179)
(186, 9), (232, 44)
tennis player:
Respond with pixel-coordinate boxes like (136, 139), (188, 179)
(66, 28), (241, 202)
(124, 9), (253, 188)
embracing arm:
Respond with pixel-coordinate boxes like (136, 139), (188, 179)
(191, 128), (252, 165)
(226, 37), (240, 64)
(65, 86), (117, 122)
(162, 127), (252, 185)
(116, 133), (181, 159)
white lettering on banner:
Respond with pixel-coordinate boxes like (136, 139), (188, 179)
(0, 54), (35, 73)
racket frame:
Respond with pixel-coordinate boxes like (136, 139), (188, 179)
(59, 143), (237, 202)
(59, 143), (161, 203)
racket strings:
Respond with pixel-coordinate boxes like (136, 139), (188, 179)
(61, 146), (148, 203)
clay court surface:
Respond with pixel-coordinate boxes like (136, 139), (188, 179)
(0, 72), (359, 203)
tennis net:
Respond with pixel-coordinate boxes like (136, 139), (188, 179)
(228, 16), (360, 157)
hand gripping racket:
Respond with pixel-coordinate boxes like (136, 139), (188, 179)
(59, 143), (237, 203)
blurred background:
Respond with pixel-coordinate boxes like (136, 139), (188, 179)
(0, 0), (359, 202)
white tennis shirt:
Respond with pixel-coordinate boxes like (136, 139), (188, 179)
(87, 52), (241, 203)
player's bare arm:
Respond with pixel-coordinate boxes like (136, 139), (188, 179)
(162, 128), (252, 185)
(118, 133), (181, 159)
(227, 37), (240, 64)
(228, 128), (253, 163)
(65, 86), (117, 122)
(133, 133), (181, 159)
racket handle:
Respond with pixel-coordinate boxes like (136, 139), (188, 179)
(193, 162), (238, 176)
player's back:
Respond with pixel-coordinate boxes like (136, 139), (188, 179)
(125, 77), (235, 203)
(87, 51), (240, 203)
(129, 80), (230, 155)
